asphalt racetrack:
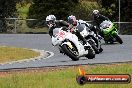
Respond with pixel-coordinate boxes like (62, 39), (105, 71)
(0, 34), (131, 70)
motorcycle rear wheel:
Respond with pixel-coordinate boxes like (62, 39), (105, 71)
(85, 47), (95, 59)
(88, 39), (100, 54)
(99, 47), (103, 53)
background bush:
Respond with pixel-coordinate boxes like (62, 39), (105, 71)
(27, 0), (100, 27)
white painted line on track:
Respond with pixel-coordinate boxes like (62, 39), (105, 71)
(0, 49), (54, 66)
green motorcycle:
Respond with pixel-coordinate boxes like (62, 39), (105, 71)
(100, 20), (123, 44)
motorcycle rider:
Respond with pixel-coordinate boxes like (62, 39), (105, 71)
(92, 10), (110, 37)
(78, 19), (102, 40)
(46, 15), (69, 37)
(46, 15), (71, 54)
(67, 15), (90, 48)
(67, 15), (102, 42)
(46, 15), (89, 49)
(76, 19), (99, 37)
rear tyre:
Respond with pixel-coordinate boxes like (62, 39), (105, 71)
(88, 39), (99, 54)
(91, 36), (99, 47)
(61, 44), (79, 61)
(115, 34), (123, 44)
(99, 47), (103, 53)
(85, 47), (95, 59)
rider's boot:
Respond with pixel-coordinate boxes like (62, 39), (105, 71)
(82, 38), (91, 50)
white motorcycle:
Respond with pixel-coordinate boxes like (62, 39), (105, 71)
(52, 27), (95, 61)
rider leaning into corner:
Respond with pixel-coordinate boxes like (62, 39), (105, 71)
(67, 15), (92, 49)
(46, 15), (69, 37)
(92, 10), (110, 37)
(67, 15), (101, 44)
(46, 15), (90, 49)
(69, 15), (101, 38)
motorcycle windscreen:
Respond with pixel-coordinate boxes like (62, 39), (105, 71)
(76, 24), (86, 32)
(53, 28), (60, 37)
(100, 21), (112, 29)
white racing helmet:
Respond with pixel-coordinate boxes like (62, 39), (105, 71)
(92, 10), (99, 18)
(46, 15), (56, 27)
(46, 15), (56, 22)
(93, 10), (99, 15)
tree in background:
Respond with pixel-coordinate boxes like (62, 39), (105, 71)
(28, 0), (79, 20)
(124, 0), (132, 22)
(71, 0), (100, 21)
(97, 0), (129, 22)
(27, 0), (100, 27)
(27, 0), (79, 27)
(97, 0), (118, 21)
(0, 0), (16, 32)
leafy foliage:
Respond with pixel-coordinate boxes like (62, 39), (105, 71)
(27, 0), (100, 27)
(0, 0), (17, 32)
(0, 0), (16, 18)
(28, 0), (79, 20)
(97, 0), (129, 21)
(70, 1), (100, 21)
(27, 0), (80, 28)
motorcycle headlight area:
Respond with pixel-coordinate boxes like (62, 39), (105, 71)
(102, 24), (112, 30)
(67, 42), (73, 49)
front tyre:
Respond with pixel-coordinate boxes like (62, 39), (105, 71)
(61, 44), (79, 61)
(115, 34), (123, 44)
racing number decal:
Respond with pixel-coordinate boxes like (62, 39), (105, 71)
(57, 31), (65, 38)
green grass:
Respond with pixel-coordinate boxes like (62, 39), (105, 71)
(0, 46), (40, 63)
(0, 63), (132, 88)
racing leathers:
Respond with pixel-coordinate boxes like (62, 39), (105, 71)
(93, 14), (109, 27)
(48, 20), (88, 46)
(92, 14), (110, 37)
(77, 20), (98, 35)
(48, 20), (69, 37)
(68, 22), (88, 46)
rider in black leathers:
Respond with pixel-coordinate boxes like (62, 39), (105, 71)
(49, 20), (69, 37)
(46, 15), (69, 37)
(92, 10), (110, 37)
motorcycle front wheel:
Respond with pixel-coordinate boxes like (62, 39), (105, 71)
(114, 34), (123, 44)
(61, 44), (79, 61)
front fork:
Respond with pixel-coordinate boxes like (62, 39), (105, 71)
(111, 28), (118, 37)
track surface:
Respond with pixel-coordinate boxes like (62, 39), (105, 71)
(0, 34), (131, 70)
